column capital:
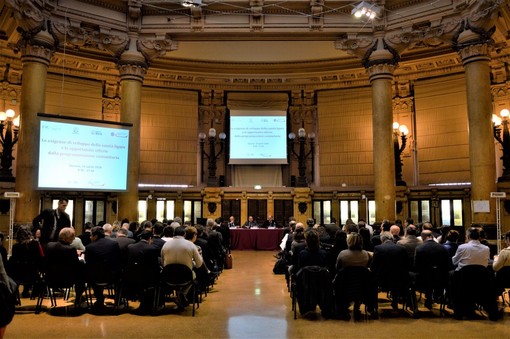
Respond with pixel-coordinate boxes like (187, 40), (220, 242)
(367, 63), (396, 82)
(457, 42), (491, 65)
(18, 30), (55, 66)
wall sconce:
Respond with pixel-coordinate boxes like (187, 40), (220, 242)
(493, 108), (510, 182)
(199, 127), (226, 187)
(0, 107), (20, 182)
(393, 121), (408, 186)
(351, 1), (381, 20)
(288, 127), (315, 187)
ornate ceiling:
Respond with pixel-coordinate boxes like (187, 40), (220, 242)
(0, 0), (509, 91)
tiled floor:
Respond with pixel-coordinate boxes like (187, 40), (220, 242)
(5, 250), (510, 338)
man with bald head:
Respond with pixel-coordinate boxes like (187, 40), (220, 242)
(390, 225), (401, 243)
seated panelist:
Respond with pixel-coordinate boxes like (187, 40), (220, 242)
(262, 215), (278, 228)
(243, 216), (258, 229)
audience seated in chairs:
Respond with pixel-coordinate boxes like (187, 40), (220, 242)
(85, 226), (122, 311)
(121, 230), (160, 314)
(397, 225), (422, 268)
(451, 227), (501, 321)
(371, 231), (416, 314)
(443, 230), (460, 258)
(293, 228), (333, 318)
(206, 219), (226, 270)
(39, 227), (86, 312)
(413, 230), (452, 311)
(160, 226), (208, 312)
(493, 231), (510, 303)
(334, 232), (377, 320)
(7, 225), (44, 301)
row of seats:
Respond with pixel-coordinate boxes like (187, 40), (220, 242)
(15, 259), (221, 316)
(286, 264), (510, 320)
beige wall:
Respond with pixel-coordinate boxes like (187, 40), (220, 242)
(46, 75), (103, 119)
(317, 87), (374, 187)
(139, 88), (199, 186)
(414, 75), (470, 185)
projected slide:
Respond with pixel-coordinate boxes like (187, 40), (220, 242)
(229, 110), (287, 165)
(38, 115), (130, 191)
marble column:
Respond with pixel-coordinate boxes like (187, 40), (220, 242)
(14, 31), (55, 224)
(458, 34), (496, 224)
(368, 60), (397, 223)
(116, 40), (147, 222)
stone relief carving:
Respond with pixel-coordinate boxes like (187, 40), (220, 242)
(137, 38), (179, 64)
(51, 21), (129, 59)
(5, 0), (46, 36)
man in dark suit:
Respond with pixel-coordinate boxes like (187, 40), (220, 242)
(32, 197), (71, 246)
(125, 230), (160, 313)
(413, 230), (452, 309)
(262, 215), (278, 228)
(397, 225), (422, 267)
(85, 226), (122, 309)
(78, 222), (93, 247)
(45, 227), (85, 306)
(114, 228), (135, 265)
(151, 222), (166, 253)
(371, 231), (413, 310)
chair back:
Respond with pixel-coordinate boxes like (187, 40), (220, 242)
(333, 266), (372, 302)
(495, 266), (510, 288)
(45, 263), (77, 288)
(123, 260), (159, 286)
(295, 265), (333, 315)
(86, 261), (118, 284)
(161, 264), (194, 287)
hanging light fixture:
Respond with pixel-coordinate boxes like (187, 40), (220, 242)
(181, 0), (202, 8)
(351, 1), (381, 20)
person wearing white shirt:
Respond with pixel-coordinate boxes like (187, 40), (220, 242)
(452, 227), (489, 271)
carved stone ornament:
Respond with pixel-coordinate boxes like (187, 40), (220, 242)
(366, 63), (396, 81)
(208, 202), (217, 214)
(137, 38), (179, 64)
(5, 0), (46, 36)
(465, 0), (503, 33)
(298, 202), (307, 214)
(19, 41), (54, 65)
(335, 35), (375, 59)
(118, 63), (147, 82)
(51, 21), (129, 59)
(457, 43), (490, 65)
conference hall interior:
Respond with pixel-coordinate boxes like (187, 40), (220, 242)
(1, 0), (510, 338)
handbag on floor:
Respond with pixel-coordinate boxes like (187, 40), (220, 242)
(224, 252), (233, 269)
